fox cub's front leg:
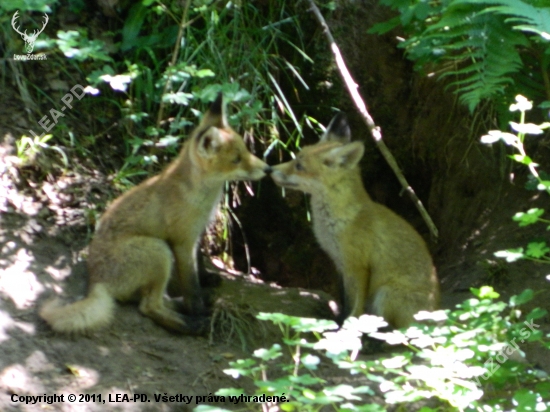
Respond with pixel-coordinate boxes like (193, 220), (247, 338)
(168, 243), (207, 315)
(337, 264), (369, 324)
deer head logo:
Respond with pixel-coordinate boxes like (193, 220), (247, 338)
(12, 11), (49, 54)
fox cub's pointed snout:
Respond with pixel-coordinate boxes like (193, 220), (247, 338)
(244, 155), (271, 181)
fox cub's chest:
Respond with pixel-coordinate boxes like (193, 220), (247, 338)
(162, 185), (222, 240)
(311, 200), (348, 269)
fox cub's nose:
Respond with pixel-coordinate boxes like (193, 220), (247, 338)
(264, 165), (273, 174)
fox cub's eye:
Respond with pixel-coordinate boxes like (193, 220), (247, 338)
(295, 161), (304, 171)
(232, 154), (242, 164)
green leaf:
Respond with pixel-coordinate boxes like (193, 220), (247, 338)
(526, 241), (550, 258)
(196, 69), (216, 78)
(525, 307), (548, 323)
(509, 289), (534, 306)
(301, 354), (320, 370)
(480, 131), (502, 144)
(156, 135), (180, 148)
(512, 388), (538, 411)
(253, 344), (282, 361)
(510, 121), (545, 135)
(513, 208), (545, 226)
(368, 16), (402, 34)
(162, 92), (194, 105)
(322, 384), (369, 401)
(471, 286), (500, 299)
(535, 381), (550, 395)
(257, 312), (338, 333)
(56, 30), (112, 62)
(510, 95), (533, 112)
(121, 3), (149, 51)
(495, 248), (525, 262)
(223, 358), (257, 378)
(483, 0), (550, 41)
(481, 130), (518, 145)
(280, 403), (297, 411)
(510, 154), (535, 165)
(289, 373), (324, 386)
(381, 355), (409, 369)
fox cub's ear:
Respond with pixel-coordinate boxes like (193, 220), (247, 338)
(197, 127), (224, 158)
(200, 92), (229, 129)
(321, 112), (351, 143)
(323, 141), (365, 169)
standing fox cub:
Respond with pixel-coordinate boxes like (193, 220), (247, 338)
(40, 94), (271, 334)
(271, 113), (439, 329)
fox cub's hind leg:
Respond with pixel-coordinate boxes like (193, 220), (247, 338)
(100, 237), (202, 334)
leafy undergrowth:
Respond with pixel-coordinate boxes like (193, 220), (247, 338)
(198, 287), (550, 412)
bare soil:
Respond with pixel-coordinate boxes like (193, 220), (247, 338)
(0, 164), (339, 411)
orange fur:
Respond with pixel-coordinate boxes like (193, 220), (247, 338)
(40, 95), (270, 334)
(271, 113), (439, 328)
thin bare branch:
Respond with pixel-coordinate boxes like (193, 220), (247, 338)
(306, 0), (439, 240)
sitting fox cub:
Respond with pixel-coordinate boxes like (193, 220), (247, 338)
(40, 94), (271, 334)
(271, 113), (439, 328)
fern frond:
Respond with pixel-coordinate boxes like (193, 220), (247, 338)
(376, 0), (550, 112)
(462, 0), (550, 40)
(404, 7), (528, 111)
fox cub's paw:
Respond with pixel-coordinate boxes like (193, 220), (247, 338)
(180, 314), (211, 336)
(186, 296), (210, 316)
(168, 296), (212, 316)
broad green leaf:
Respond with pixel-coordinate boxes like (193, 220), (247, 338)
(510, 289), (534, 306)
(510, 154), (535, 165)
(472, 286), (500, 299)
(253, 344), (282, 361)
(513, 208), (545, 226)
(526, 241), (550, 258)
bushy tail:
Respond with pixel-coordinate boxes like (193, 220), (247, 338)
(39, 283), (115, 333)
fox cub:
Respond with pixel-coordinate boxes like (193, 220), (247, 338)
(271, 113), (439, 329)
(40, 94), (271, 334)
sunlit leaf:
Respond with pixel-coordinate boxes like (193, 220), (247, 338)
(526, 241), (550, 258)
(510, 122), (545, 135)
(513, 208), (545, 226)
(495, 248), (525, 262)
